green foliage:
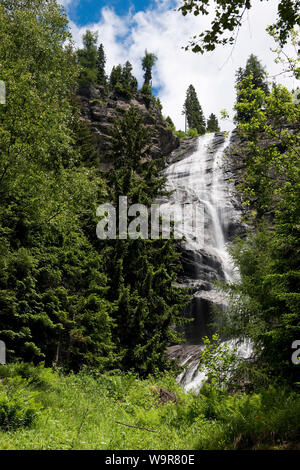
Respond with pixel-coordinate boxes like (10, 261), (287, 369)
(174, 130), (188, 139)
(220, 109), (230, 120)
(235, 55), (269, 123)
(97, 43), (107, 87)
(141, 82), (152, 107)
(109, 64), (122, 89)
(224, 73), (300, 385)
(200, 335), (239, 389)
(109, 62), (138, 99)
(183, 85), (206, 135)
(206, 113), (220, 132)
(187, 128), (199, 137)
(0, 364), (299, 450)
(165, 116), (176, 132)
(77, 30), (98, 85)
(0, 0), (115, 370)
(269, 28), (300, 80)
(155, 97), (163, 112)
(141, 50), (157, 86)
(178, 0), (300, 53)
(73, 117), (99, 166)
(0, 362), (56, 390)
(100, 107), (189, 375)
(173, 128), (200, 139)
(0, 377), (41, 431)
(237, 55), (269, 93)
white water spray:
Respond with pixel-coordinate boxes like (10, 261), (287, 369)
(165, 133), (249, 392)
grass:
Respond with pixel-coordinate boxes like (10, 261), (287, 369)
(0, 363), (299, 450)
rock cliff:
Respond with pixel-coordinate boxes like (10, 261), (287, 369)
(76, 85), (179, 169)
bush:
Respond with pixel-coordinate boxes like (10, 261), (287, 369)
(194, 385), (300, 449)
(0, 363), (56, 391)
(0, 377), (41, 431)
(174, 130), (187, 139)
(187, 128), (199, 137)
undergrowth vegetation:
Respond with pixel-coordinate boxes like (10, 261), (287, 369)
(0, 363), (299, 450)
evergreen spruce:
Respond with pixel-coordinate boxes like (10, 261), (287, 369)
(227, 77), (300, 385)
(121, 61), (138, 95)
(166, 116), (176, 131)
(77, 30), (98, 85)
(109, 62), (138, 99)
(141, 50), (157, 86)
(183, 85), (206, 135)
(109, 65), (123, 90)
(206, 113), (220, 132)
(141, 50), (157, 107)
(235, 54), (269, 122)
(101, 107), (189, 375)
(96, 43), (107, 87)
(0, 2), (115, 369)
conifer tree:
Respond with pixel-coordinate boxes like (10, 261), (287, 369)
(109, 65), (123, 89)
(235, 54), (269, 123)
(0, 0), (115, 369)
(96, 43), (107, 87)
(141, 50), (157, 86)
(227, 77), (300, 384)
(183, 85), (206, 135)
(141, 50), (157, 107)
(77, 30), (98, 85)
(166, 116), (176, 131)
(121, 61), (138, 95)
(206, 113), (220, 132)
(109, 62), (138, 99)
(100, 107), (188, 375)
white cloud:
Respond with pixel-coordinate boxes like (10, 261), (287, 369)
(69, 8), (131, 72)
(67, 0), (298, 131)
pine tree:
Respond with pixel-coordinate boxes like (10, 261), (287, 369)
(183, 85), (206, 135)
(109, 65), (123, 89)
(109, 62), (138, 99)
(206, 113), (220, 132)
(228, 79), (300, 384)
(77, 30), (98, 85)
(96, 43), (107, 87)
(166, 116), (176, 131)
(101, 107), (189, 375)
(141, 50), (157, 86)
(242, 54), (269, 93)
(121, 61), (138, 95)
(0, 0), (115, 369)
(235, 54), (269, 123)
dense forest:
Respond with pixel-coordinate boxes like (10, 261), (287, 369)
(0, 0), (299, 451)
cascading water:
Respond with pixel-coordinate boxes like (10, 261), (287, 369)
(163, 132), (251, 392)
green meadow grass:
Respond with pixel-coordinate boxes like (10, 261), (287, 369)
(0, 364), (299, 450)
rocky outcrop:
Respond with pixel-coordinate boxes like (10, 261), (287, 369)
(165, 136), (198, 165)
(77, 85), (179, 169)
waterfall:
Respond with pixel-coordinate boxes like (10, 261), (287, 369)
(164, 133), (251, 392)
(164, 132), (237, 284)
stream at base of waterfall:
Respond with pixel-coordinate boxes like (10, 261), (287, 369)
(161, 132), (252, 393)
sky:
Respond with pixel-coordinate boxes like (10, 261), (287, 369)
(61, 0), (298, 131)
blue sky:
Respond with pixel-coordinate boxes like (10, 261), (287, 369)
(67, 0), (171, 26)
(64, 0), (296, 131)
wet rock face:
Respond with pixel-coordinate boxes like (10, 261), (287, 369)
(163, 132), (247, 345)
(166, 137), (199, 165)
(77, 85), (179, 168)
